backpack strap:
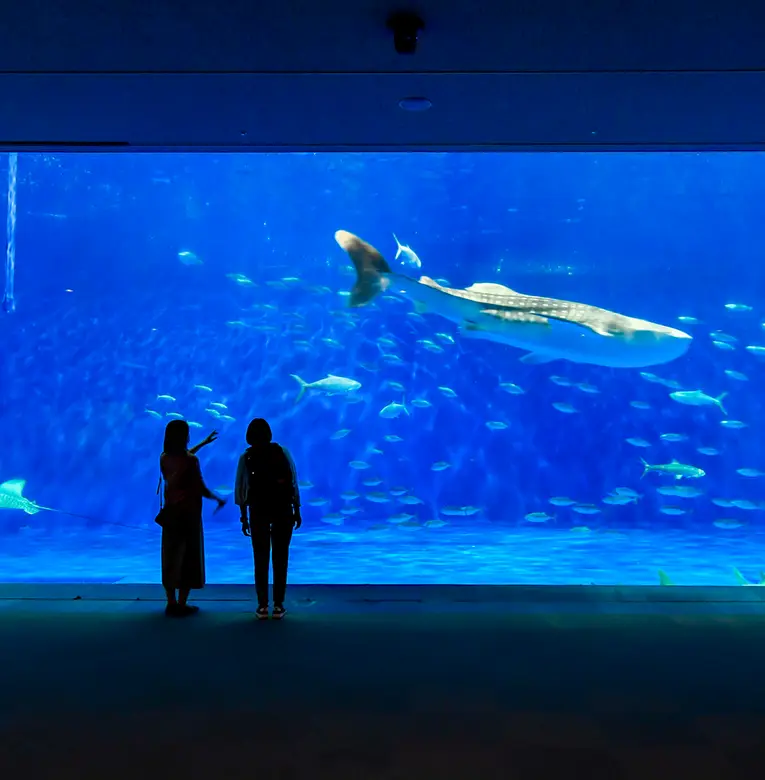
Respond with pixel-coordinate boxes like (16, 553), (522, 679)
(272, 443), (296, 503)
(156, 472), (163, 510)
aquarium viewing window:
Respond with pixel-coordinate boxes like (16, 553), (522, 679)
(0, 150), (763, 587)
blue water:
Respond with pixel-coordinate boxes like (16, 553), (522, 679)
(1, 151), (765, 586)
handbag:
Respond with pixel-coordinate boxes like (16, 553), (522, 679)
(154, 473), (181, 529)
(154, 505), (178, 528)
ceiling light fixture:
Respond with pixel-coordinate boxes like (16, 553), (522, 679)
(398, 97), (432, 112)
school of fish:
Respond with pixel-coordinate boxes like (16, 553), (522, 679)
(2, 225), (765, 585)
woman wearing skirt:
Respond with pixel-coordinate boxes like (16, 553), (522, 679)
(159, 420), (226, 616)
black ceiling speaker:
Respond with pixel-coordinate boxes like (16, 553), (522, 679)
(387, 11), (425, 55)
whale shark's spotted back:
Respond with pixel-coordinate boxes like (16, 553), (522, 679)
(334, 228), (692, 364)
(418, 277), (670, 338)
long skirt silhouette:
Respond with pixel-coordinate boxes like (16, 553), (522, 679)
(161, 499), (205, 590)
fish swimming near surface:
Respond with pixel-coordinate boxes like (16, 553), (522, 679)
(334, 231), (693, 369)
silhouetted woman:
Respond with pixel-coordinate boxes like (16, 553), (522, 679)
(159, 420), (225, 617)
(235, 418), (301, 620)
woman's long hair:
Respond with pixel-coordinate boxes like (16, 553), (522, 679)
(163, 419), (190, 455)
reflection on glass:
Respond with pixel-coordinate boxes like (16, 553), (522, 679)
(2, 152), (17, 313)
(0, 152), (763, 586)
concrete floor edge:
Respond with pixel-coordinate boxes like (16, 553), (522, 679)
(1, 582), (765, 603)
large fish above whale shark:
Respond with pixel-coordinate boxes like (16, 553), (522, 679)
(334, 230), (692, 369)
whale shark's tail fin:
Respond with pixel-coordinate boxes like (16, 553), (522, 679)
(335, 230), (392, 307)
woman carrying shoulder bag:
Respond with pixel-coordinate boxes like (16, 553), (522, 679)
(158, 420), (225, 617)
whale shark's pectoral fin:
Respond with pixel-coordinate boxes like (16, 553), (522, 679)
(459, 310), (549, 342)
(520, 352), (556, 365)
(586, 323), (618, 337)
(572, 313), (629, 337)
(479, 309), (549, 325)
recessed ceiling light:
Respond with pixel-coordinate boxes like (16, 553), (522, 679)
(398, 97), (432, 112)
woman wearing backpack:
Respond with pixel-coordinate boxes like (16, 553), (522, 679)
(234, 418), (302, 620)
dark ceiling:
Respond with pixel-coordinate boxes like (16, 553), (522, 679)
(1, 0), (764, 151)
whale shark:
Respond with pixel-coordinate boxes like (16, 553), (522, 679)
(334, 230), (692, 369)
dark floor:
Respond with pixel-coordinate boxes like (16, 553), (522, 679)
(0, 585), (763, 779)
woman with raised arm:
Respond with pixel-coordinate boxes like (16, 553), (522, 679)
(159, 421), (225, 616)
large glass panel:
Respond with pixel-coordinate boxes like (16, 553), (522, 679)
(0, 152), (762, 585)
